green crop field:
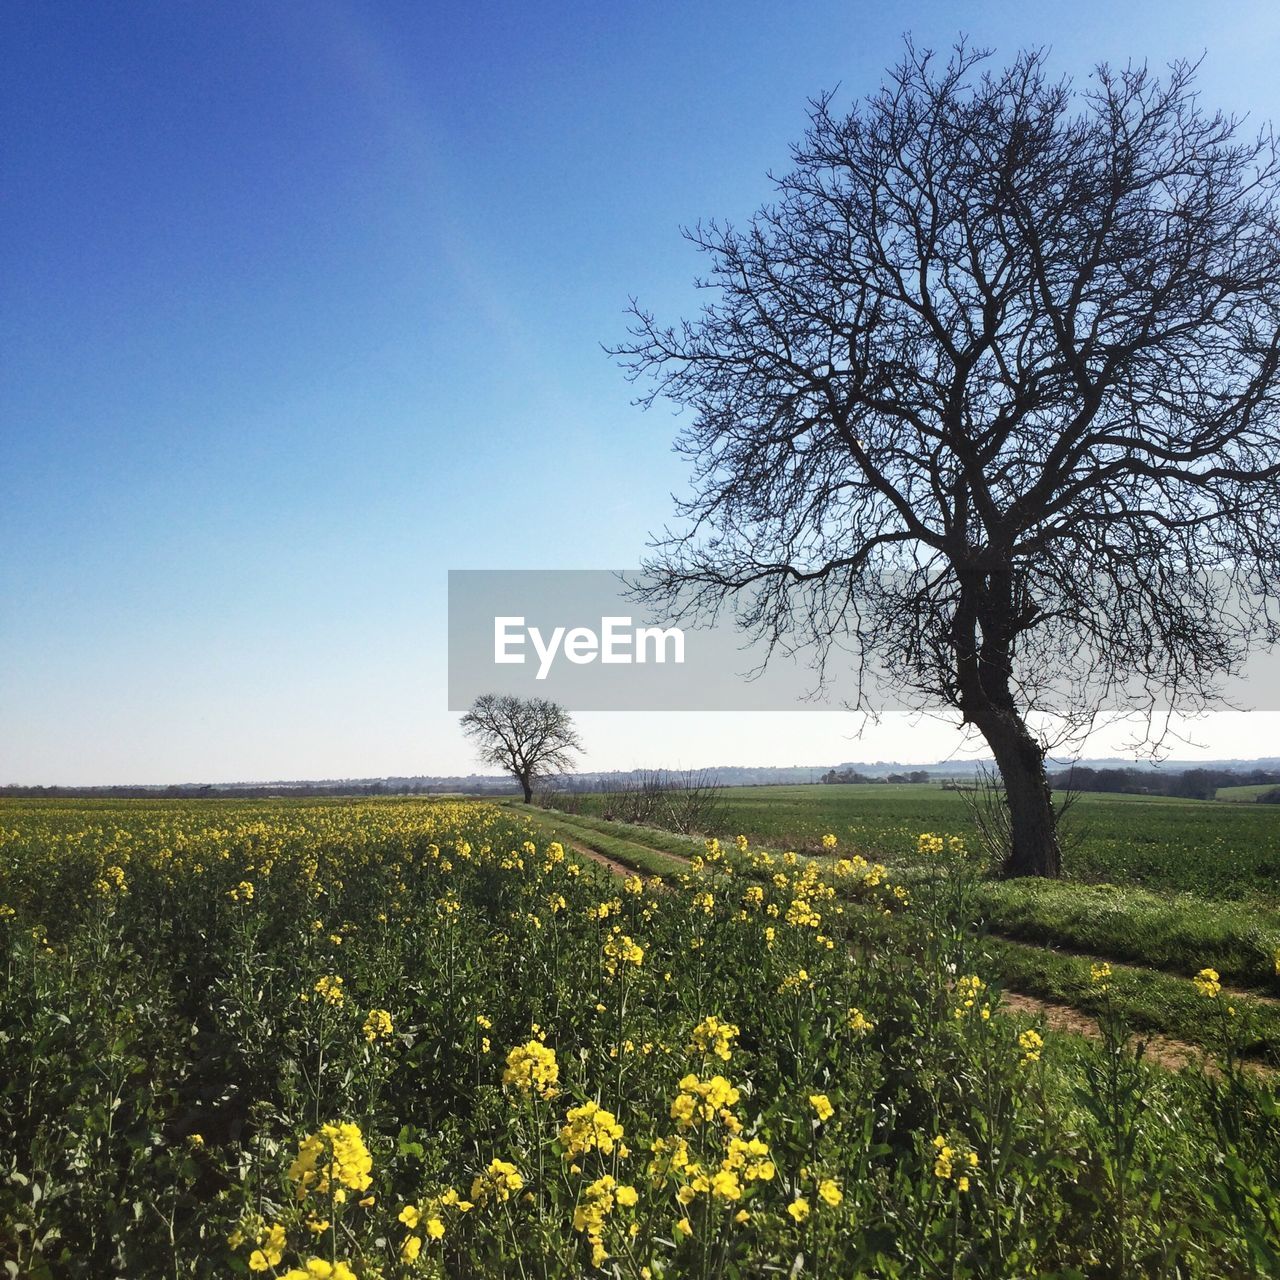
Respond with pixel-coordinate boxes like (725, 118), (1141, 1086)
(570, 783), (1280, 901)
(4, 794), (1280, 1278)
(1216, 782), (1279, 802)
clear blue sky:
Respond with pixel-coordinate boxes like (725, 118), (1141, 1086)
(4, 1), (1279, 783)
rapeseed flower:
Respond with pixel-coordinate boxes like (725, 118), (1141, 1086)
(1018, 1029), (1044, 1065)
(503, 1039), (560, 1099)
(1193, 967), (1222, 998)
(560, 1101), (625, 1158)
(809, 1093), (834, 1123)
(689, 1015), (739, 1062)
(847, 1007), (875, 1036)
(247, 1222), (286, 1271)
(287, 1123), (373, 1202)
(362, 1008), (393, 1044)
(470, 1158), (523, 1205)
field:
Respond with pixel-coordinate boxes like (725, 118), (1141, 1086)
(4, 795), (1280, 1278)
(572, 783), (1280, 900)
(1216, 783), (1280, 803)
(535, 785), (1280, 1063)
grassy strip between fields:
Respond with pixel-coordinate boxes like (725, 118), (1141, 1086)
(527, 807), (708, 861)
(518, 806), (692, 881)
(973, 879), (1280, 998)
(536, 805), (1280, 998)
(986, 937), (1280, 1062)
(522, 804), (1280, 1064)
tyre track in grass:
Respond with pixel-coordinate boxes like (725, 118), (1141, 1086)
(517, 804), (1274, 1073)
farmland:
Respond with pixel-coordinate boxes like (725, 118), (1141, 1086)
(3, 795), (1280, 1278)
(567, 783), (1280, 900)
(531, 784), (1280, 1063)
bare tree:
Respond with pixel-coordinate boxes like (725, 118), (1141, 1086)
(613, 41), (1280, 877)
(602, 769), (725, 834)
(460, 694), (583, 803)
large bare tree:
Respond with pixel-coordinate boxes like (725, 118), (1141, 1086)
(460, 694), (583, 803)
(614, 43), (1280, 877)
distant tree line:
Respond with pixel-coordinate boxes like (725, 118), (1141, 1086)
(821, 769), (934, 785)
(0, 779), (518, 800)
(1048, 767), (1280, 801)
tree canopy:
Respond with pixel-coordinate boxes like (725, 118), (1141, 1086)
(615, 42), (1280, 875)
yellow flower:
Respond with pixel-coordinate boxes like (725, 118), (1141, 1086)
(560, 1100), (624, 1158)
(312, 974), (345, 1007)
(400, 1235), (422, 1263)
(398, 1205), (420, 1228)
(470, 1157), (523, 1205)
(1090, 962), (1112, 992)
(1193, 967), (1222, 998)
(847, 1007), (875, 1036)
(778, 968), (812, 994)
(603, 932), (644, 976)
(503, 1039), (560, 1099)
(787, 1197), (810, 1223)
(362, 1008), (394, 1044)
(932, 1134), (978, 1188)
(1017, 1028), (1044, 1066)
(669, 1074), (740, 1130)
(288, 1123), (373, 1201)
(808, 1093), (834, 1123)
(689, 1015), (739, 1062)
(817, 1179), (842, 1206)
(281, 1263), (357, 1280)
(953, 974), (986, 1017)
(247, 1223), (286, 1271)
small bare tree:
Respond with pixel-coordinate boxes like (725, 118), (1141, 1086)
(614, 41), (1280, 878)
(460, 694), (583, 803)
(603, 769), (725, 834)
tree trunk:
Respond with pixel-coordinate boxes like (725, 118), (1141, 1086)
(519, 775), (533, 804)
(952, 569), (1061, 878)
(974, 706), (1062, 878)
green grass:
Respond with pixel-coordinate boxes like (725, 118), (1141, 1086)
(517, 806), (690, 881)
(530, 808), (704, 860)
(973, 879), (1280, 995)
(985, 937), (1280, 1063)
(1216, 783), (1279, 802)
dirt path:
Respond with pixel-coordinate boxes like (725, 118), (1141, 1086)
(563, 836), (638, 881)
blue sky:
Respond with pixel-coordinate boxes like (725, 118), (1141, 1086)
(4, 1), (1280, 783)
